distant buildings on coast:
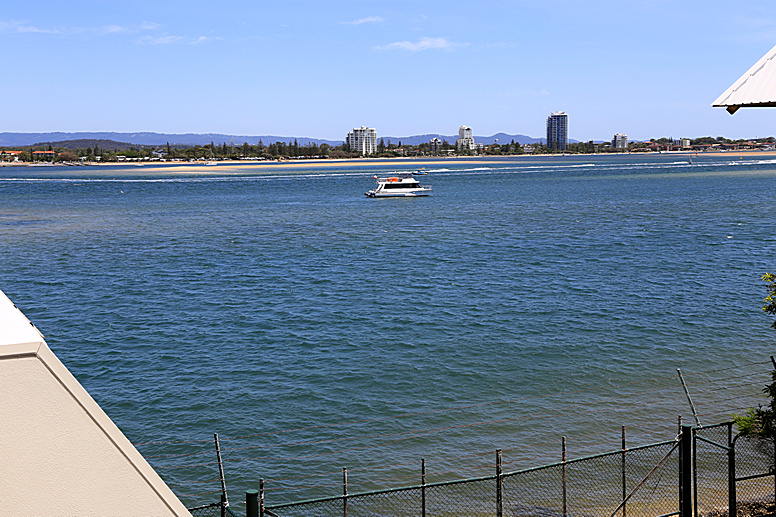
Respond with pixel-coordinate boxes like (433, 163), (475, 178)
(612, 133), (628, 151)
(338, 115), (766, 158)
(346, 126), (377, 155)
(456, 125), (476, 151)
(546, 111), (568, 151)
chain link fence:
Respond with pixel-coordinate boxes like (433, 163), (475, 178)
(694, 423), (776, 516)
(695, 424), (731, 516)
(733, 432), (775, 514)
(261, 440), (679, 517)
(185, 423), (774, 517)
(188, 501), (239, 517)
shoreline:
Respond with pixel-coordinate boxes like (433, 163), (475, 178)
(2, 149), (775, 173)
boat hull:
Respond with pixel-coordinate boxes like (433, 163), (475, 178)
(365, 190), (431, 198)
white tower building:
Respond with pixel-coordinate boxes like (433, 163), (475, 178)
(346, 126), (378, 155)
(456, 125), (475, 151)
(612, 133), (628, 151)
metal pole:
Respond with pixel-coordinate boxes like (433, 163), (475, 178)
(214, 433), (229, 507)
(421, 458), (426, 517)
(562, 437), (567, 517)
(260, 480), (265, 517)
(693, 427), (698, 517)
(220, 493), (226, 517)
(496, 449), (503, 517)
(622, 426), (627, 517)
(246, 489), (259, 517)
(729, 423), (737, 517)
(343, 467), (348, 517)
(677, 369), (702, 428)
(679, 425), (692, 517)
(771, 358), (776, 502)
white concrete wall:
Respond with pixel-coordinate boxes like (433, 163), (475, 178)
(0, 291), (191, 516)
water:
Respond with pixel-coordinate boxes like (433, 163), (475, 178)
(1, 154), (775, 506)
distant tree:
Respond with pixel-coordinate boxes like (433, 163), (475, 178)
(763, 273), (776, 329)
(732, 273), (776, 437)
(59, 151), (78, 162)
(734, 369), (776, 438)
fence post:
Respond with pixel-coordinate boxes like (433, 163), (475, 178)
(343, 467), (348, 517)
(214, 433), (229, 507)
(562, 436), (567, 517)
(679, 425), (692, 517)
(260, 479), (265, 517)
(496, 449), (503, 517)
(621, 426), (627, 517)
(246, 489), (259, 517)
(692, 426), (698, 517)
(728, 423), (737, 517)
(421, 458), (426, 517)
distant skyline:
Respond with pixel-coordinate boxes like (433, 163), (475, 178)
(3, 1), (776, 141)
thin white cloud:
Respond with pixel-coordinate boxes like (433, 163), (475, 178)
(137, 34), (186, 45)
(0, 20), (60, 34)
(191, 36), (219, 45)
(342, 16), (384, 26)
(0, 20), (163, 37)
(140, 21), (163, 31)
(0, 18), (215, 45)
(137, 34), (217, 45)
(376, 37), (464, 52)
(100, 24), (129, 34)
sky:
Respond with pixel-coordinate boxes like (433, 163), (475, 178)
(3, 0), (776, 141)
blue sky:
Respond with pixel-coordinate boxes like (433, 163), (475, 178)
(3, 0), (776, 141)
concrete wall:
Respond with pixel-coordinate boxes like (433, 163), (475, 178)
(0, 291), (191, 516)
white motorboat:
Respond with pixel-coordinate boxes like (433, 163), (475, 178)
(365, 172), (431, 198)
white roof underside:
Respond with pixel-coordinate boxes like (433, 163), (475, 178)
(713, 45), (776, 114)
(0, 290), (45, 347)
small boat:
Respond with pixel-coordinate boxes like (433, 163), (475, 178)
(365, 172), (432, 198)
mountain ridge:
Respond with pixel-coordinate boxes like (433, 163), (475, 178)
(0, 131), (566, 147)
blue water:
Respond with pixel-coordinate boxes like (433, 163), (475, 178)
(2, 154), (775, 506)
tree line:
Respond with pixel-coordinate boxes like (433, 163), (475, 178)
(3, 135), (776, 163)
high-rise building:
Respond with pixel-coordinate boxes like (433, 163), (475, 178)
(546, 112), (568, 151)
(346, 126), (378, 155)
(456, 125), (475, 151)
(429, 137), (442, 153)
(612, 133), (628, 151)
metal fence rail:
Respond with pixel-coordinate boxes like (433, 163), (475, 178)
(261, 439), (679, 517)
(188, 501), (239, 517)
(189, 422), (775, 517)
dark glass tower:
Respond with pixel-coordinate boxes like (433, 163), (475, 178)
(546, 111), (568, 151)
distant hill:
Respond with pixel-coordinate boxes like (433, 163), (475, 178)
(0, 131), (576, 148)
(36, 139), (141, 150)
(0, 132), (343, 148)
